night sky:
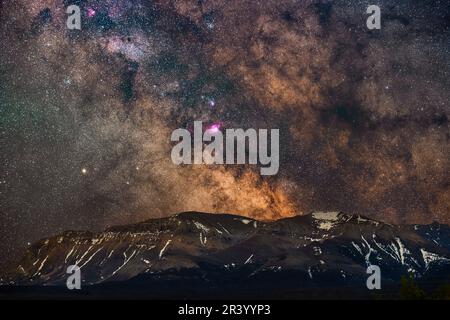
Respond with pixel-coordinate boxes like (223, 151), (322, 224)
(0, 0), (449, 267)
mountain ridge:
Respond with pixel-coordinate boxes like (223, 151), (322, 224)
(2, 211), (450, 298)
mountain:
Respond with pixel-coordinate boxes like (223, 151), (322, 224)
(2, 212), (450, 298)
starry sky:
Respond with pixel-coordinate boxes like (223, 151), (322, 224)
(0, 0), (449, 267)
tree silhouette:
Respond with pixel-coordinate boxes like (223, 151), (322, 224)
(399, 274), (426, 300)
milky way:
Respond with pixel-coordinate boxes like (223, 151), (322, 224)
(0, 0), (449, 267)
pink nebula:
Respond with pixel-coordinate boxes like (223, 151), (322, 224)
(206, 123), (221, 133)
(87, 8), (96, 18)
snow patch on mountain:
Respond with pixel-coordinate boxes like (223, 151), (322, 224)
(244, 254), (254, 265)
(199, 233), (207, 246)
(109, 247), (137, 278)
(312, 211), (340, 230)
(421, 249), (450, 269)
(33, 255), (48, 276)
(193, 221), (210, 233)
(159, 240), (172, 259)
